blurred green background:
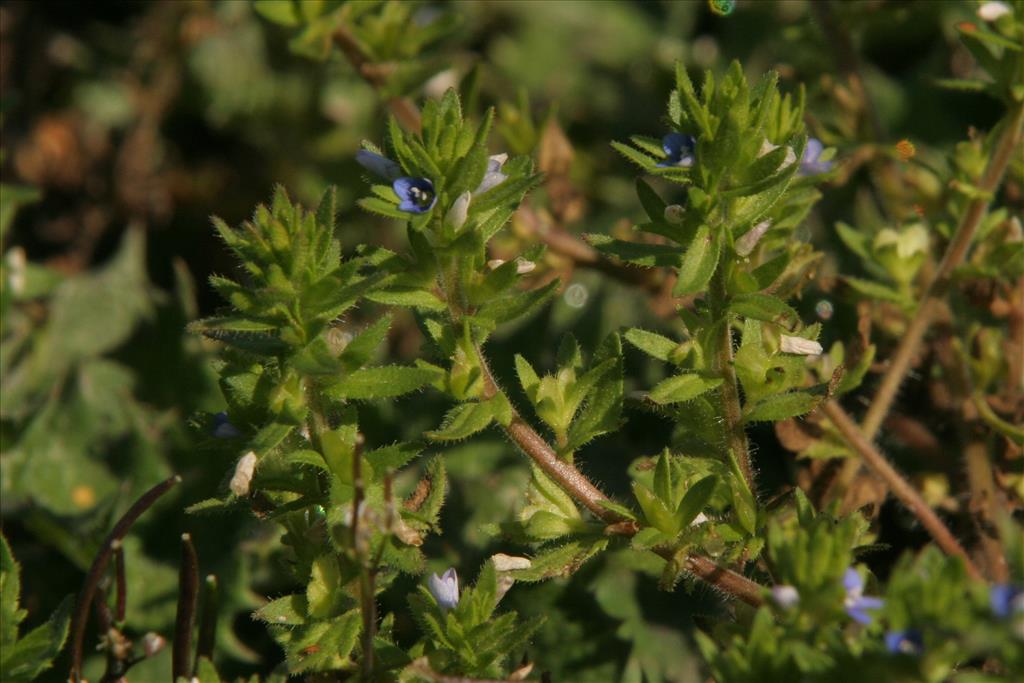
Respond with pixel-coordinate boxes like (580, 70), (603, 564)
(0, 1), (1011, 681)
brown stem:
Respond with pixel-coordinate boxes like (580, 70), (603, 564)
(173, 533), (200, 682)
(113, 541), (126, 624)
(194, 574), (220, 666)
(822, 401), (982, 580)
(964, 439), (1009, 582)
(859, 102), (1024, 443)
(68, 474), (181, 683)
(332, 24), (421, 132)
(475, 346), (765, 606)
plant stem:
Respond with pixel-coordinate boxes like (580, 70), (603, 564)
(173, 533), (200, 682)
(964, 438), (1009, 582)
(710, 266), (755, 492)
(834, 101), (1024, 495)
(332, 24), (421, 132)
(822, 401), (982, 580)
(68, 475), (181, 683)
(474, 345), (765, 606)
(863, 103), (1024, 441)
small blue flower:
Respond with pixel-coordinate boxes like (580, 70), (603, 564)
(799, 138), (833, 176)
(475, 153), (509, 194)
(843, 568), (884, 625)
(212, 412), (241, 438)
(990, 584), (1024, 618)
(658, 133), (696, 168)
(885, 629), (923, 655)
(356, 149), (403, 181)
(427, 567), (459, 611)
(393, 177), (437, 214)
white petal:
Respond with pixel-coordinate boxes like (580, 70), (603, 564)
(780, 335), (823, 356)
(491, 553), (532, 571)
(444, 191), (471, 232)
(978, 2), (1011, 20)
(735, 220), (771, 257)
(229, 451), (258, 497)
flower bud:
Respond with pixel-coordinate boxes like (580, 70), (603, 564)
(772, 585), (800, 609)
(444, 191), (471, 232)
(229, 451), (258, 496)
(427, 568), (459, 611)
(735, 220), (771, 257)
(779, 335), (823, 356)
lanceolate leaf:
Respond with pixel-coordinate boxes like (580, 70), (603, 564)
(648, 373), (722, 405)
(674, 225), (719, 296)
(326, 366), (441, 400)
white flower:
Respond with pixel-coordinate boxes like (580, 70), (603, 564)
(445, 191), (471, 232)
(475, 154), (509, 194)
(735, 220), (771, 257)
(978, 2), (1012, 21)
(779, 335), (823, 356)
(427, 568), (460, 611)
(663, 204), (685, 224)
(229, 451), (258, 496)
(772, 585), (800, 609)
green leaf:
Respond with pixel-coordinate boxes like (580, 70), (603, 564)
(635, 178), (667, 223)
(326, 365), (441, 400)
(728, 293), (798, 326)
(611, 141), (659, 170)
(743, 391), (819, 423)
(836, 344), (875, 396)
(624, 328), (678, 362)
(365, 442), (422, 471)
(339, 315), (392, 371)
(648, 373), (722, 405)
(673, 226), (719, 296)
(0, 184), (40, 241)
(0, 596), (72, 683)
(425, 400), (496, 441)
(504, 539), (608, 582)
(675, 475), (717, 527)
(586, 234), (680, 267)
(255, 594), (309, 626)
(843, 277), (906, 304)
(367, 287), (447, 311)
(1, 534), (25, 646)
(475, 279), (558, 324)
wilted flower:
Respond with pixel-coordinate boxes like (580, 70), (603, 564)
(476, 153), (509, 194)
(664, 204), (685, 224)
(772, 585), (801, 609)
(885, 629), (923, 655)
(229, 451), (258, 497)
(491, 553), (532, 572)
(990, 584), (1024, 618)
(799, 138), (833, 176)
(978, 1), (1012, 21)
(428, 568), (460, 611)
(212, 411), (241, 438)
(843, 568), (884, 625)
(445, 191), (471, 231)
(658, 133), (696, 168)
(356, 149), (403, 181)
(393, 177), (437, 214)
(735, 220), (771, 257)
(780, 335), (824, 356)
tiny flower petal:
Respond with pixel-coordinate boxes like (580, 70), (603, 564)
(230, 451), (258, 497)
(664, 204), (685, 224)
(772, 585), (801, 609)
(393, 177), (437, 214)
(212, 411), (241, 438)
(356, 149), (403, 181)
(780, 335), (823, 356)
(487, 259), (506, 270)
(978, 1), (1011, 21)
(799, 138), (833, 176)
(843, 567), (863, 594)
(445, 191), (471, 231)
(475, 154), (509, 194)
(515, 259), (536, 274)
(991, 584), (1024, 618)
(428, 568), (460, 610)
(658, 133), (696, 168)
(885, 630), (923, 655)
(141, 632), (167, 658)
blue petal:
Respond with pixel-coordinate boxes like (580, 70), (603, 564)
(846, 606), (873, 625)
(855, 596), (885, 611)
(843, 568), (863, 593)
(392, 177), (437, 214)
(990, 584), (1020, 618)
(660, 133), (697, 167)
(799, 138), (832, 175)
(212, 412), (241, 438)
(356, 150), (403, 181)
(885, 629), (923, 654)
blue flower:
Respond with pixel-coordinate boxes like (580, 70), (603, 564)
(799, 138), (833, 176)
(658, 133), (696, 168)
(843, 568), (884, 625)
(427, 567), (459, 611)
(212, 411), (241, 438)
(990, 584), (1024, 618)
(885, 629), (923, 655)
(393, 177), (437, 214)
(356, 149), (403, 181)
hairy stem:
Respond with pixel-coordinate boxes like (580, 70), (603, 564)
(710, 267), (755, 492)
(475, 345), (765, 606)
(822, 401), (982, 580)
